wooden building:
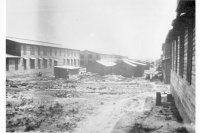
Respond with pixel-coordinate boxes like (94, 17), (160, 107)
(6, 37), (80, 77)
(163, 0), (195, 124)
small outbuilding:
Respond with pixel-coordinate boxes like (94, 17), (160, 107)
(54, 65), (80, 79)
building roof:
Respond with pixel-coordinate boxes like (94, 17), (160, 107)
(123, 60), (137, 67)
(54, 65), (80, 69)
(125, 59), (146, 66)
(6, 54), (20, 58)
(96, 60), (116, 67)
(6, 36), (80, 51)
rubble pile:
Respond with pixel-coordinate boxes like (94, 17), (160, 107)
(52, 90), (80, 98)
(103, 75), (125, 82)
(6, 98), (78, 132)
(6, 73), (177, 133)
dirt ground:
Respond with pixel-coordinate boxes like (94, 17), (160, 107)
(6, 74), (189, 133)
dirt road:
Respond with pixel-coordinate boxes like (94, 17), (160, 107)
(6, 75), (172, 133)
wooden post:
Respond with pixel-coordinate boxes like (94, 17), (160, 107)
(156, 92), (161, 106)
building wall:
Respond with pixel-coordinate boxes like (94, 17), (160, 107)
(87, 62), (114, 76)
(170, 71), (195, 123)
(113, 62), (135, 77)
(169, 0), (195, 124)
(6, 40), (80, 77)
(80, 51), (99, 68)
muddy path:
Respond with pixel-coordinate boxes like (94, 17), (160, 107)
(73, 92), (154, 133)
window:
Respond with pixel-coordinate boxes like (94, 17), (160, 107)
(71, 59), (73, 66)
(50, 48), (52, 56)
(54, 60), (58, 66)
(60, 49), (61, 56)
(68, 51), (70, 57)
(179, 33), (184, 78)
(38, 47), (41, 55)
(173, 40), (177, 73)
(23, 45), (26, 55)
(74, 59), (76, 66)
(67, 59), (70, 65)
(38, 59), (41, 69)
(30, 59), (35, 69)
(49, 59), (52, 68)
(186, 26), (194, 84)
(177, 38), (180, 74)
(88, 54), (92, 59)
(30, 46), (35, 55)
(43, 47), (47, 56)
(23, 59), (27, 70)
(55, 48), (57, 56)
(78, 60), (80, 66)
(63, 59), (65, 65)
(43, 59), (47, 68)
(15, 59), (19, 70)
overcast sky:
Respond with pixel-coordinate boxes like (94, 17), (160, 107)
(7, 0), (176, 60)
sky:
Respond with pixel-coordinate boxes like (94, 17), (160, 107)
(6, 0), (177, 60)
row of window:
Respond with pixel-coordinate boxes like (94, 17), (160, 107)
(23, 45), (79, 57)
(6, 58), (80, 71)
(172, 26), (195, 85)
(80, 54), (100, 59)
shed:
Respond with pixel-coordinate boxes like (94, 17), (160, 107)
(54, 65), (80, 78)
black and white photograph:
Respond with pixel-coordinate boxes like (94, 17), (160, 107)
(3, 0), (197, 132)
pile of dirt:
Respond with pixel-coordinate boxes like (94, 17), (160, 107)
(6, 99), (78, 132)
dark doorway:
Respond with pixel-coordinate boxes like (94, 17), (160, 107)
(23, 59), (27, 70)
(15, 59), (18, 70)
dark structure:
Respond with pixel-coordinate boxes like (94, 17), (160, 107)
(162, 0), (195, 124)
(87, 60), (116, 76)
(114, 60), (145, 77)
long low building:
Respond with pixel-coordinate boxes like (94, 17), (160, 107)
(6, 37), (80, 77)
(86, 59), (147, 77)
